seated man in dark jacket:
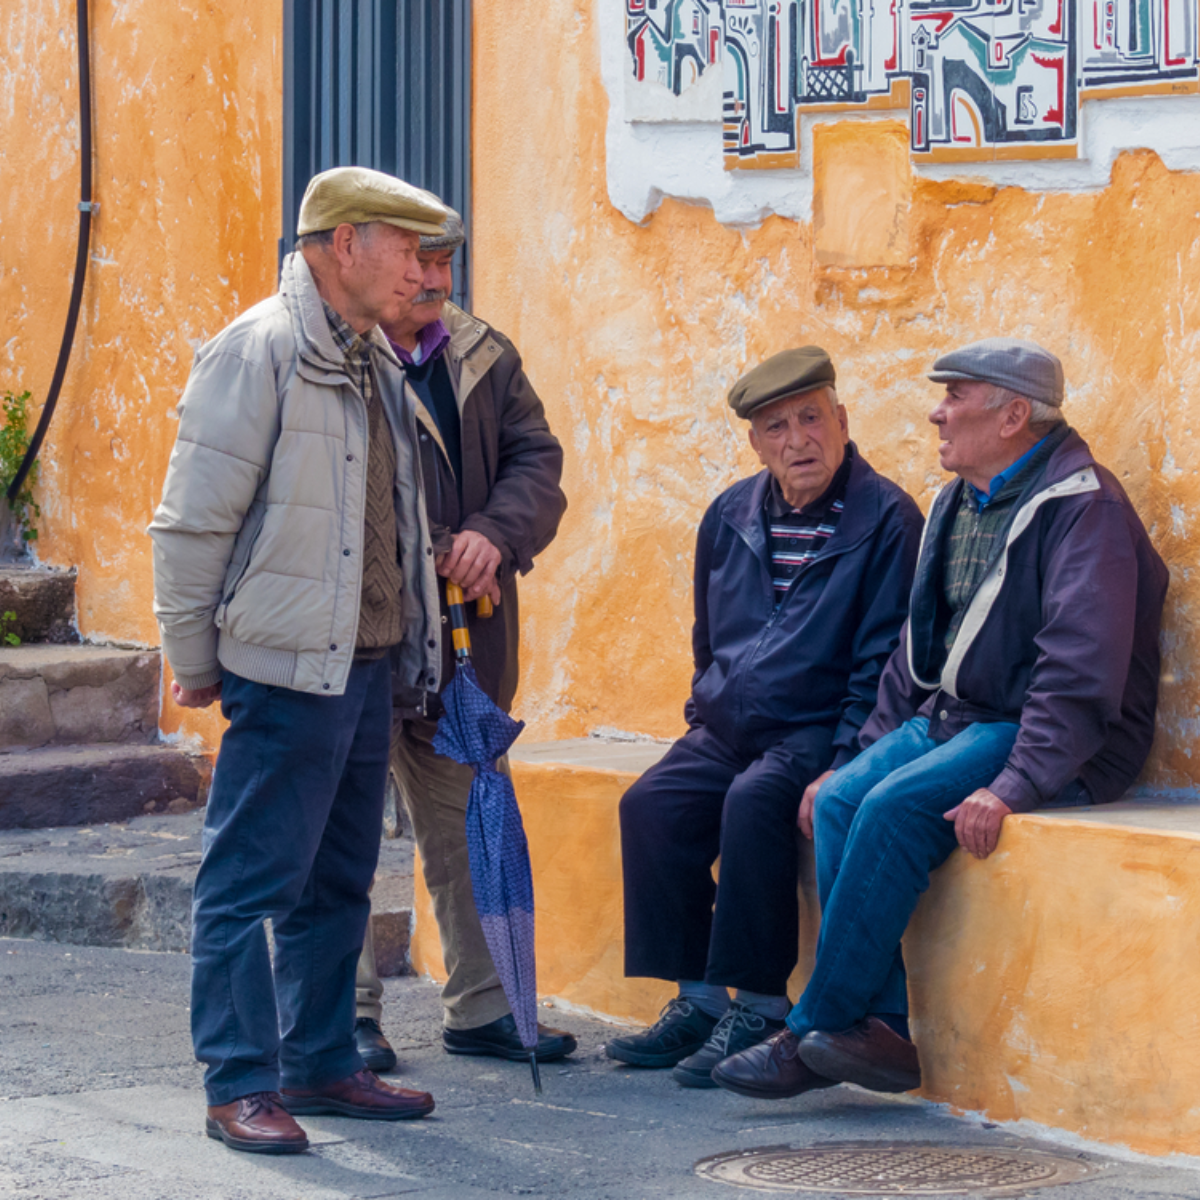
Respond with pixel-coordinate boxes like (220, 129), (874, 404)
(713, 338), (1170, 1101)
(606, 347), (924, 1087)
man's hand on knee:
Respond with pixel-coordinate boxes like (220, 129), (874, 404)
(798, 769), (835, 840)
(943, 788), (1012, 859)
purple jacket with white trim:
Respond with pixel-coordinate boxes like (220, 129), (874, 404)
(859, 429), (1169, 810)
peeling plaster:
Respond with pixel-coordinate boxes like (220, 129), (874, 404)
(602, 0), (1200, 226)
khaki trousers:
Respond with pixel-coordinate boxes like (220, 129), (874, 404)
(356, 716), (511, 1030)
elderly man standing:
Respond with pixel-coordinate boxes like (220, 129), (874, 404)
(606, 348), (923, 1087)
(150, 168), (449, 1154)
(713, 339), (1169, 1100)
(350, 208), (571, 1073)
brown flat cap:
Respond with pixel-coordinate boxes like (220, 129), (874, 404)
(728, 347), (837, 420)
(297, 166), (449, 237)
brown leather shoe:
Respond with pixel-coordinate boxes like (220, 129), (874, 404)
(710, 1029), (838, 1100)
(205, 1092), (309, 1154)
(280, 1068), (435, 1120)
(798, 1017), (921, 1093)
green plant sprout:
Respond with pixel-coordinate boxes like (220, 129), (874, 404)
(0, 390), (40, 544)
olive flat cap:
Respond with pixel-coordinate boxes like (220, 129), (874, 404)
(929, 337), (1064, 406)
(728, 347), (837, 420)
(421, 207), (466, 253)
(297, 166), (449, 238)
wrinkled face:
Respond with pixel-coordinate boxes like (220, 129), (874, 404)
(409, 249), (455, 329)
(928, 380), (1010, 480)
(345, 224), (423, 327)
(748, 388), (849, 508)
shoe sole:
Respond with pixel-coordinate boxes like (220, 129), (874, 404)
(278, 1097), (435, 1120)
(359, 1052), (398, 1074)
(709, 1063), (838, 1100)
(205, 1119), (309, 1154)
(605, 1041), (708, 1068)
(443, 1040), (576, 1063)
(672, 1064), (719, 1089)
(798, 1043), (920, 1094)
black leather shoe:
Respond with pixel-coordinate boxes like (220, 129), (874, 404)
(798, 1017), (921, 1093)
(711, 1029), (838, 1100)
(443, 1013), (577, 1062)
(354, 1017), (398, 1073)
(672, 1002), (786, 1089)
(605, 998), (719, 1068)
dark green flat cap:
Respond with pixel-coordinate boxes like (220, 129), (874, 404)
(728, 346), (837, 420)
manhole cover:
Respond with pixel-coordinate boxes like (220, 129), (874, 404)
(695, 1142), (1096, 1195)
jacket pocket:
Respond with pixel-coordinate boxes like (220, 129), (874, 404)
(216, 504), (267, 629)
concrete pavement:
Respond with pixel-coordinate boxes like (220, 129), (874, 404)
(2, 937), (1199, 1199)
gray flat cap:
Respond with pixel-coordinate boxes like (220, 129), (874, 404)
(929, 338), (1064, 406)
(421, 208), (465, 253)
(728, 346), (836, 420)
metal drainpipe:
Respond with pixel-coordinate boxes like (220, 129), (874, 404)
(6, 0), (95, 506)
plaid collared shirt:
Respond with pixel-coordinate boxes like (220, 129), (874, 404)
(322, 301), (374, 404)
(941, 429), (1065, 653)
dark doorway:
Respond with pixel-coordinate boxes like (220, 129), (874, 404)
(282, 0), (472, 308)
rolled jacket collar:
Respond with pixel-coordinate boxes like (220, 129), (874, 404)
(279, 251), (401, 377)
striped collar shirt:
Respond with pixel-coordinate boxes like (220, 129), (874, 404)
(764, 445), (853, 607)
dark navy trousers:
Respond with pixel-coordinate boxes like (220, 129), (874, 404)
(619, 723), (832, 997)
(191, 662), (391, 1105)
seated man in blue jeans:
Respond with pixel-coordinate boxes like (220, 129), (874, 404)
(713, 338), (1169, 1099)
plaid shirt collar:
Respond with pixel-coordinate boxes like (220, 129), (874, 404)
(322, 301), (370, 361)
(322, 301), (373, 402)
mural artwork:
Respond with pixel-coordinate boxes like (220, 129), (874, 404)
(624, 0), (1200, 165)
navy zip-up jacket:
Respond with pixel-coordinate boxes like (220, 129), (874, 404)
(860, 429), (1169, 810)
(689, 445), (924, 765)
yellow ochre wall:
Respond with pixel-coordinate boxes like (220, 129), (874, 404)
(472, 4), (1200, 778)
(0, 0), (282, 751)
(4, 0), (1198, 772)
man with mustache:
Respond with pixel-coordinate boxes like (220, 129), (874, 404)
(712, 338), (1169, 1100)
(351, 208), (573, 1072)
(607, 348), (923, 1087)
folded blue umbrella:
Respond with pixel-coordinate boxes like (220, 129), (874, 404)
(432, 581), (542, 1092)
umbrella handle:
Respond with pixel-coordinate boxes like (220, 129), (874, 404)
(445, 582), (473, 662)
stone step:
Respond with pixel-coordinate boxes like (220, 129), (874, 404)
(0, 744), (210, 830)
(0, 565), (78, 644)
(0, 810), (414, 969)
(0, 645), (160, 750)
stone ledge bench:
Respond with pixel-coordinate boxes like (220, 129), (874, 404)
(409, 737), (1200, 1157)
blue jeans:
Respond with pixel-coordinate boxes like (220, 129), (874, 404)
(191, 662), (391, 1105)
(786, 717), (1019, 1038)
